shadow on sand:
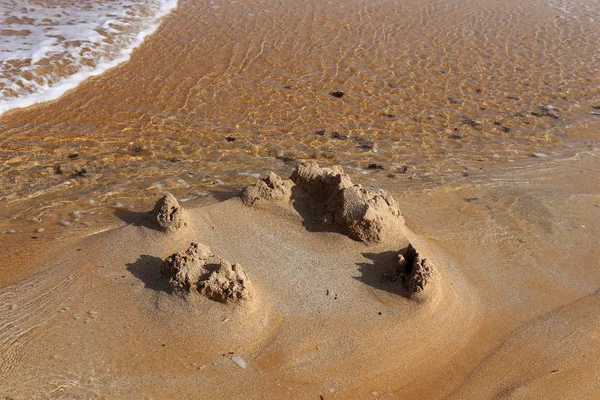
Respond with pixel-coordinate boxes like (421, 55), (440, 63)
(289, 186), (348, 236)
(126, 254), (171, 293)
(354, 248), (411, 298)
(114, 208), (158, 229)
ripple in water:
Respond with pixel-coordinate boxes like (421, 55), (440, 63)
(0, 0), (178, 115)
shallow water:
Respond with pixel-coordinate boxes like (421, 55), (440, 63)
(0, 0), (599, 238)
(0, 0), (177, 114)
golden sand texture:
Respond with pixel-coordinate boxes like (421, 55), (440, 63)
(1, 0), (600, 235)
(0, 154), (598, 398)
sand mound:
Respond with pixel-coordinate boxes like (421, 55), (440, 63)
(241, 162), (403, 244)
(291, 162), (403, 244)
(149, 193), (188, 233)
(397, 243), (435, 296)
(240, 171), (293, 206)
(162, 242), (252, 303)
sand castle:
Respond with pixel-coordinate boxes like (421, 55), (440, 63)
(149, 192), (188, 233)
(396, 243), (435, 296)
(240, 171), (293, 206)
(242, 162), (403, 244)
(162, 242), (252, 303)
(151, 167), (433, 305)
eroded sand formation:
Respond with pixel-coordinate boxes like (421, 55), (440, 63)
(241, 162), (403, 244)
(397, 243), (435, 295)
(240, 171), (293, 206)
(149, 193), (188, 233)
(162, 242), (252, 303)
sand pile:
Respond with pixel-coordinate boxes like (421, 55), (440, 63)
(241, 162), (403, 244)
(162, 242), (252, 303)
(149, 193), (188, 233)
(240, 171), (293, 206)
(396, 243), (435, 296)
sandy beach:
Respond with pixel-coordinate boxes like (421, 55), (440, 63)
(1, 0), (599, 398)
(1, 155), (598, 399)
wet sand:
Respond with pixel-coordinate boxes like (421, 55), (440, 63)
(1, 0), (600, 398)
(1, 155), (599, 398)
(1, 0), (600, 236)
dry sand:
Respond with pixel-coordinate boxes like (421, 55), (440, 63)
(1, 155), (599, 399)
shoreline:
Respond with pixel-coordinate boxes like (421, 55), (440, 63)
(0, 0), (179, 118)
(0, 155), (598, 398)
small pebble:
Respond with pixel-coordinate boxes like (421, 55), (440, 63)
(59, 221), (71, 226)
(532, 152), (548, 158)
(329, 91), (345, 98)
(36, 228), (45, 233)
(330, 132), (348, 140)
(231, 355), (247, 369)
(88, 310), (98, 315)
(10, 304), (17, 310)
(89, 199), (96, 205)
(367, 163), (384, 170)
(114, 202), (124, 208)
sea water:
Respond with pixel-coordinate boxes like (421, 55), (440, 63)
(0, 0), (177, 115)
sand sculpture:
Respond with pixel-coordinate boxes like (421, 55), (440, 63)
(240, 171), (293, 206)
(397, 243), (435, 295)
(241, 162), (403, 244)
(149, 193), (188, 233)
(162, 242), (252, 303)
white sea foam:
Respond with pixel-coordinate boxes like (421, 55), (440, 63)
(0, 0), (178, 116)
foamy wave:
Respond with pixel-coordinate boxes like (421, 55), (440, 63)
(0, 0), (178, 116)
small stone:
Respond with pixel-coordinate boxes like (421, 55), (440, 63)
(329, 91), (345, 98)
(461, 117), (480, 127)
(36, 228), (45, 233)
(532, 152), (548, 158)
(225, 136), (236, 142)
(9, 304), (17, 310)
(330, 132), (348, 140)
(315, 130), (326, 136)
(59, 221), (71, 226)
(448, 134), (462, 139)
(367, 163), (384, 170)
(231, 355), (247, 369)
(88, 310), (98, 315)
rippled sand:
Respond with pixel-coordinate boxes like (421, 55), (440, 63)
(1, 0), (599, 239)
(0, 155), (598, 398)
(0, 2), (599, 396)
